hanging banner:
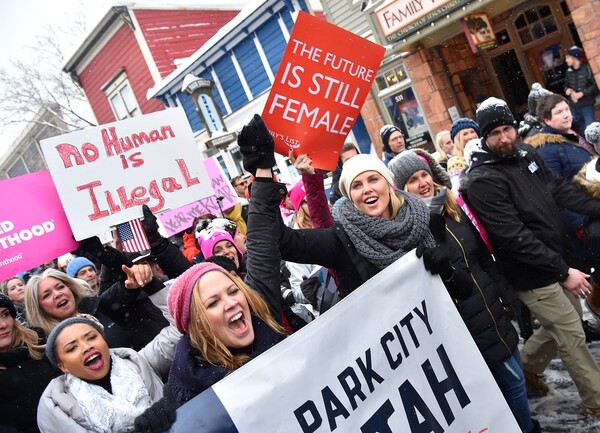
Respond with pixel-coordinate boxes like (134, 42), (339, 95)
(375, 0), (472, 44)
(40, 107), (212, 240)
(262, 11), (385, 170)
(157, 157), (239, 236)
(0, 171), (80, 280)
(169, 253), (520, 433)
(461, 13), (497, 53)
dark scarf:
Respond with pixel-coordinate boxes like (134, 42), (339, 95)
(168, 316), (284, 404)
(337, 190), (436, 269)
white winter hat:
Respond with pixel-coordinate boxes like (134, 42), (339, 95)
(339, 154), (395, 199)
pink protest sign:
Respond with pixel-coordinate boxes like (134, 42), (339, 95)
(0, 171), (80, 280)
(157, 157), (238, 236)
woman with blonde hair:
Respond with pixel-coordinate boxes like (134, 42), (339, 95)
(450, 118), (481, 158)
(25, 266), (161, 348)
(432, 129), (453, 169)
(166, 165), (287, 404)
(0, 293), (59, 432)
(389, 149), (539, 433)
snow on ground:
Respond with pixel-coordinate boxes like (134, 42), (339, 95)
(525, 303), (600, 433)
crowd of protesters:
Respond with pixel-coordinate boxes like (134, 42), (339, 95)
(2, 46), (600, 433)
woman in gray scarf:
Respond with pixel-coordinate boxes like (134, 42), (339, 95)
(237, 114), (447, 298)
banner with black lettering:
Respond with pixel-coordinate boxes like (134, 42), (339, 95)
(169, 252), (520, 432)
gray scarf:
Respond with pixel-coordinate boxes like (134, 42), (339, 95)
(338, 190), (436, 269)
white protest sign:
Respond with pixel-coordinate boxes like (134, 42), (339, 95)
(40, 107), (212, 240)
(171, 253), (520, 433)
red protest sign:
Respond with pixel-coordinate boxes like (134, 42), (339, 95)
(262, 12), (385, 170)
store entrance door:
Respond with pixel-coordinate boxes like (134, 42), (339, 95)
(490, 49), (529, 120)
(525, 35), (569, 96)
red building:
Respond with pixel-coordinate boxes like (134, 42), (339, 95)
(64, 5), (240, 125)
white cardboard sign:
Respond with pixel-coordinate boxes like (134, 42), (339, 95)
(171, 253), (520, 433)
(40, 107), (212, 240)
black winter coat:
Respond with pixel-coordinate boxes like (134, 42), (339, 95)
(565, 62), (599, 108)
(437, 211), (518, 365)
(168, 177), (286, 404)
(0, 330), (60, 433)
(464, 142), (600, 290)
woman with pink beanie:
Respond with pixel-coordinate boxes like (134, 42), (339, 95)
(166, 164), (287, 404)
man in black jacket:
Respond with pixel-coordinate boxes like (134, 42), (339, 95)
(464, 97), (600, 415)
(564, 46), (598, 135)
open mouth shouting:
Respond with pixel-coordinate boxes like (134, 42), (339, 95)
(84, 352), (105, 370)
(228, 311), (248, 335)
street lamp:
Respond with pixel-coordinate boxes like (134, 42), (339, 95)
(181, 74), (237, 150)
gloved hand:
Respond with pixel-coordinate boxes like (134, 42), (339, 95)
(142, 205), (165, 250)
(237, 114), (276, 176)
(75, 236), (105, 262)
(416, 245), (453, 281)
(134, 384), (177, 433)
(300, 276), (321, 308)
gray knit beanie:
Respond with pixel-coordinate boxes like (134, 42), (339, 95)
(388, 151), (431, 190)
(45, 315), (105, 367)
(585, 122), (600, 154)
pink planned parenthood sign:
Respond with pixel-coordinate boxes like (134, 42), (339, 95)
(0, 171), (80, 280)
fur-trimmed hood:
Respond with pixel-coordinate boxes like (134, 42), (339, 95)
(525, 132), (574, 149)
(573, 157), (600, 199)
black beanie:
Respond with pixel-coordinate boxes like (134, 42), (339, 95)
(380, 125), (401, 153)
(0, 293), (17, 319)
(476, 97), (517, 140)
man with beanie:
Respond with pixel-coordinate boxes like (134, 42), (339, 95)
(380, 124), (405, 165)
(565, 46), (599, 135)
(464, 96), (600, 415)
(66, 256), (100, 294)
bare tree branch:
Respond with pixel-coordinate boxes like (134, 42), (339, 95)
(0, 11), (97, 136)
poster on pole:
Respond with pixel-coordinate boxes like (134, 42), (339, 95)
(261, 11), (385, 170)
(40, 107), (212, 240)
(170, 253), (520, 433)
(157, 157), (239, 236)
(0, 171), (80, 280)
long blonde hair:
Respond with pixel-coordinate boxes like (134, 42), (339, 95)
(25, 269), (90, 336)
(187, 270), (284, 371)
(294, 205), (313, 229)
(434, 130), (451, 161)
(436, 182), (461, 222)
(0, 320), (44, 370)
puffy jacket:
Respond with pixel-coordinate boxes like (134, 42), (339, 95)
(439, 212), (519, 365)
(37, 347), (171, 433)
(464, 142), (600, 290)
(565, 62), (599, 108)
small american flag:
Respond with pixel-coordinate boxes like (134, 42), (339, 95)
(116, 218), (150, 253)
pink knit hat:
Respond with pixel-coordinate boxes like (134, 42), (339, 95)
(168, 262), (225, 333)
(288, 181), (306, 211)
(197, 228), (243, 261)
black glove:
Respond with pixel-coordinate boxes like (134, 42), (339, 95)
(142, 205), (165, 250)
(415, 245), (453, 281)
(300, 276), (321, 308)
(282, 288), (296, 307)
(134, 384), (177, 433)
(75, 236), (105, 262)
(237, 114), (276, 176)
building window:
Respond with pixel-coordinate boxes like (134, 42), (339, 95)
(376, 65), (408, 92)
(103, 70), (141, 120)
(514, 5), (558, 45)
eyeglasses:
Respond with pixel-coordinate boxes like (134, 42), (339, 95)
(487, 126), (515, 143)
(235, 180), (247, 188)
